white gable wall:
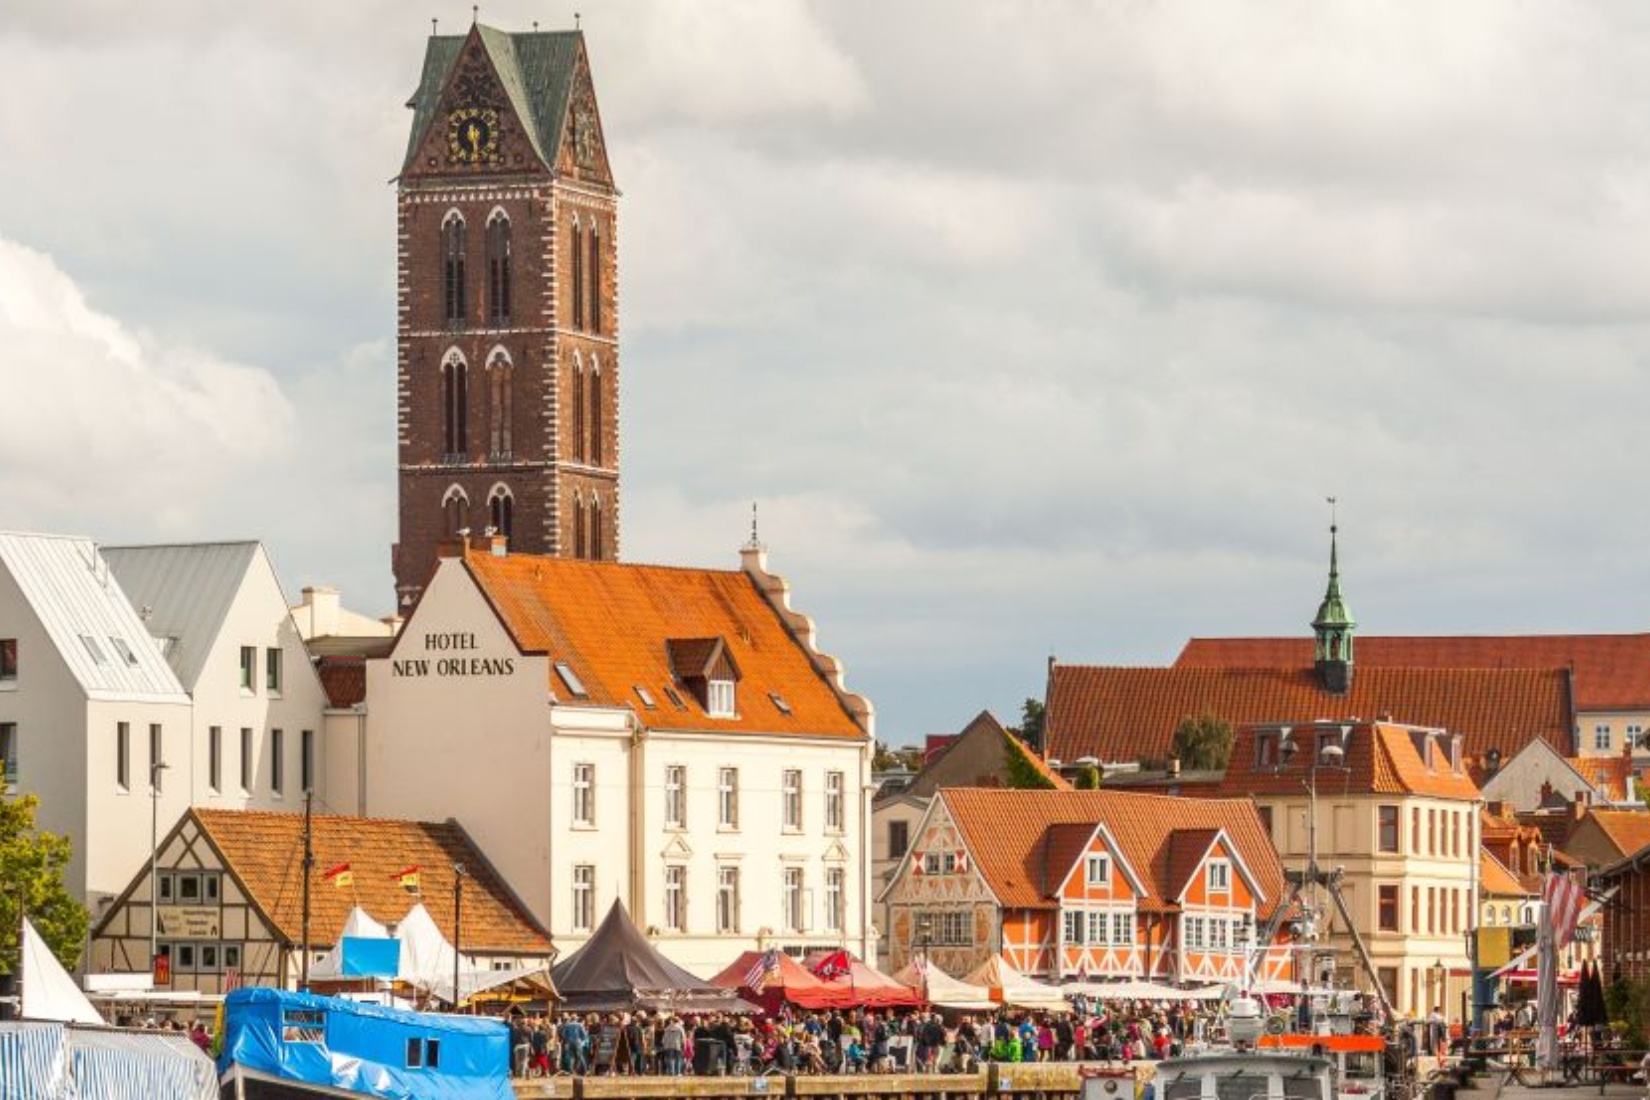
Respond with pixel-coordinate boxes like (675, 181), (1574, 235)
(363, 557), (553, 920)
(185, 547), (330, 812)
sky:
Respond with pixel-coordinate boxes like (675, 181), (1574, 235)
(4, 2), (1650, 747)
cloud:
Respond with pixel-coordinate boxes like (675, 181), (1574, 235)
(0, 234), (293, 526)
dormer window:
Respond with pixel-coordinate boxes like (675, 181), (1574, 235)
(707, 679), (735, 718)
(666, 636), (742, 717)
(1208, 859), (1231, 892)
(1255, 731), (1279, 768)
(1085, 853), (1110, 886)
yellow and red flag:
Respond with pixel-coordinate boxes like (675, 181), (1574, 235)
(394, 865), (421, 891)
(324, 862), (353, 888)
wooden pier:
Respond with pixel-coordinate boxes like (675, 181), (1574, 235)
(514, 1063), (1115, 1100)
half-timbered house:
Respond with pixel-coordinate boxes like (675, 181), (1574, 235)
(879, 788), (1289, 986)
(89, 808), (552, 993)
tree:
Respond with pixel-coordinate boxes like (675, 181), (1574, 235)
(1171, 711), (1235, 771)
(1002, 734), (1056, 790)
(0, 793), (90, 978)
(1072, 764), (1101, 790)
(1009, 698), (1046, 750)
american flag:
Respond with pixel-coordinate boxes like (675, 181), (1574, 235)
(1543, 872), (1586, 949)
(742, 949), (780, 991)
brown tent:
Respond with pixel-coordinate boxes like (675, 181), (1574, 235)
(550, 900), (759, 1014)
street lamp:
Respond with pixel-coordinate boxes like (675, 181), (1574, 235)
(916, 913), (933, 1000)
(149, 759), (170, 983)
(452, 862), (467, 1013)
(1270, 724), (1351, 1028)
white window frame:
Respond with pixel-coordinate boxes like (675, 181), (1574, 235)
(718, 767), (739, 829)
(664, 865), (686, 932)
(116, 722), (130, 791)
(664, 765), (685, 828)
(1112, 910), (1134, 947)
(572, 763), (595, 826)
(782, 769), (803, 831)
(572, 864), (595, 931)
(1595, 724), (1612, 751)
(825, 867), (845, 932)
(239, 727), (253, 793)
(1087, 910), (1109, 946)
(783, 867), (805, 933)
(239, 646), (256, 692)
(270, 728), (284, 796)
(266, 648), (283, 694)
(825, 771), (845, 833)
(1208, 859), (1231, 892)
(208, 726), (221, 794)
(707, 678), (736, 717)
(0, 722), (16, 788)
(1063, 909), (1085, 945)
(1085, 853), (1110, 887)
(717, 866), (740, 933)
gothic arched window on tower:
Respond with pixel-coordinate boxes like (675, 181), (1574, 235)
(572, 491), (586, 560)
(571, 353), (586, 463)
(589, 494), (603, 560)
(486, 211), (512, 325)
(487, 351), (512, 458)
(589, 356), (603, 466)
(442, 212), (467, 326)
(570, 217), (585, 330)
(442, 353), (469, 456)
(588, 221), (602, 335)
(442, 485), (470, 537)
(488, 486), (514, 540)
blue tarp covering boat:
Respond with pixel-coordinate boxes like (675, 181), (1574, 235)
(218, 987), (510, 1100)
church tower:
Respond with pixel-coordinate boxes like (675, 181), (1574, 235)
(392, 24), (620, 607)
(1312, 520), (1357, 694)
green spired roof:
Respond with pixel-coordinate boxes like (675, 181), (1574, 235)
(1313, 523), (1356, 632)
(402, 26), (584, 175)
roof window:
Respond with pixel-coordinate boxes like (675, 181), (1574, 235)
(555, 662), (588, 698)
(634, 685), (657, 709)
(662, 685), (688, 711)
(79, 635), (106, 664)
(770, 692), (793, 716)
(110, 637), (139, 666)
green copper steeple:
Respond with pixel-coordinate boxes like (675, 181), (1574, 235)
(1312, 517), (1356, 694)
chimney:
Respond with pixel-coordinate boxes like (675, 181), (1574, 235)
(299, 586), (341, 639)
(1572, 791), (1590, 821)
(1487, 800), (1504, 819)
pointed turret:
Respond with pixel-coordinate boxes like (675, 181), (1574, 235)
(1312, 522), (1357, 694)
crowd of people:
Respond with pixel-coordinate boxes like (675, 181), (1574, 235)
(505, 1000), (1231, 1079)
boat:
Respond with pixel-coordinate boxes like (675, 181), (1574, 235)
(1258, 1034), (1390, 1100)
(1156, 1048), (1335, 1100)
(217, 987), (512, 1100)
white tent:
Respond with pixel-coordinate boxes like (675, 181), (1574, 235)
(309, 906), (393, 981)
(394, 902), (473, 989)
(961, 954), (1070, 1013)
(892, 958), (994, 1010)
(1063, 978), (1194, 1001)
(22, 918), (103, 1025)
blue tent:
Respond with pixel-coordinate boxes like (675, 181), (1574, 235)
(219, 987), (510, 1100)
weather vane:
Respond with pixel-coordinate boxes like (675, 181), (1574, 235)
(1326, 495), (1339, 532)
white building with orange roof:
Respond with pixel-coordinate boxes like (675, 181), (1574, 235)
(878, 787), (1291, 987)
(347, 535), (876, 972)
(1214, 720), (1480, 1021)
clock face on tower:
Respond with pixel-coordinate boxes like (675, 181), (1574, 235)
(446, 107), (500, 165)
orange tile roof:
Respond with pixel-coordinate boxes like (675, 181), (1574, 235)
(459, 552), (866, 738)
(1480, 852), (1533, 898)
(937, 788), (1283, 914)
(1214, 722), (1480, 800)
(1582, 810), (1650, 862)
(1165, 829), (1220, 900)
(192, 809), (551, 955)
(1177, 634), (1650, 712)
(1568, 756), (1633, 803)
(316, 656), (366, 708)
(1044, 664), (1571, 767)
